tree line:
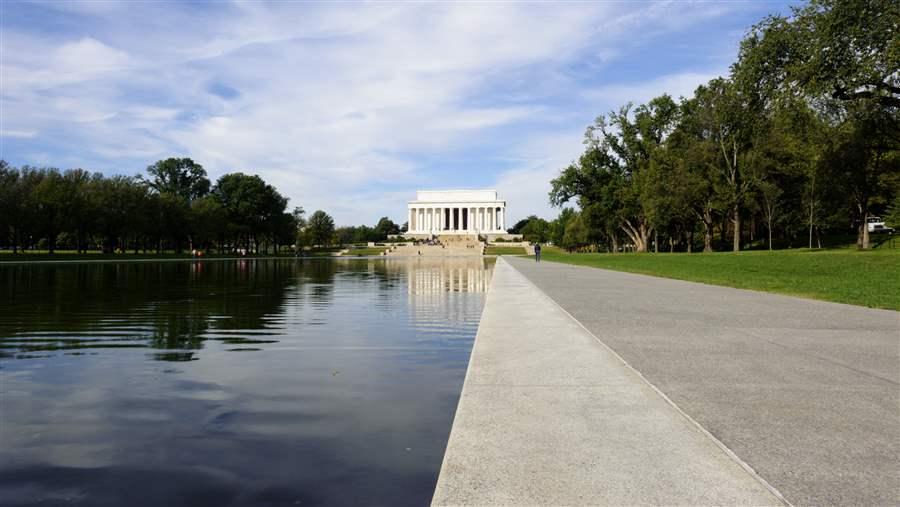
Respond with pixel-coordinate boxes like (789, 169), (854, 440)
(545, 0), (898, 252)
(0, 158), (306, 254)
(0, 157), (411, 255)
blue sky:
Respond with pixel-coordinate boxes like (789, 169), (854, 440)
(1, 0), (794, 226)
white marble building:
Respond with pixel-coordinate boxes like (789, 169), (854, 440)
(407, 190), (506, 235)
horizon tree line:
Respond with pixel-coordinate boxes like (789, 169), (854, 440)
(0, 157), (409, 255)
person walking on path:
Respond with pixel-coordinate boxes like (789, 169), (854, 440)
(534, 243), (541, 263)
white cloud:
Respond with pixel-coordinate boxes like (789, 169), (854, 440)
(492, 129), (587, 224)
(1, 130), (38, 138)
(584, 71), (725, 107)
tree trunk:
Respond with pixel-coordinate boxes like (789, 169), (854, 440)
(704, 223), (713, 252)
(858, 202), (870, 250)
(621, 220), (651, 253)
(808, 201), (814, 249)
(654, 230), (659, 253)
(768, 216), (773, 251)
(732, 205), (741, 252)
(862, 220), (871, 250)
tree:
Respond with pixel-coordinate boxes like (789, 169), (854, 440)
(30, 169), (69, 254)
(552, 95), (681, 252)
(0, 161), (21, 252)
(561, 213), (589, 252)
(307, 210), (335, 247)
(885, 196), (900, 228)
(520, 217), (550, 243)
(144, 158), (210, 202)
(190, 195), (227, 253)
(292, 207), (307, 229)
(551, 146), (627, 252)
(63, 169), (100, 253)
(692, 79), (758, 251)
(94, 175), (146, 253)
(779, 0), (898, 109)
(549, 208), (577, 246)
(507, 216), (536, 235)
(213, 173), (271, 252)
(374, 217), (400, 239)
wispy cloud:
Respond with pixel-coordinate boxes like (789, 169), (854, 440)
(584, 71), (726, 108)
(1, 130), (38, 139)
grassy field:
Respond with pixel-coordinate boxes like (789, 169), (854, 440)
(538, 245), (900, 310)
(486, 246), (526, 255)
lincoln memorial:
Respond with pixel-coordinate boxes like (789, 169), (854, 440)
(407, 190), (507, 236)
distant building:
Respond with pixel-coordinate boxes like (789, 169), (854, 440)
(407, 190), (507, 236)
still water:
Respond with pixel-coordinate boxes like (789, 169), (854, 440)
(0, 258), (494, 506)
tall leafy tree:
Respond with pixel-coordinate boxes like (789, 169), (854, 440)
(552, 95), (680, 252)
(692, 79), (758, 251)
(374, 217), (401, 239)
(520, 217), (550, 243)
(144, 158), (210, 202)
(307, 210), (335, 247)
(0, 161), (22, 252)
(549, 208), (577, 246)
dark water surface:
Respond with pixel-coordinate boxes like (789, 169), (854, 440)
(0, 258), (493, 506)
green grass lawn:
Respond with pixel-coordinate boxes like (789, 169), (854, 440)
(486, 246), (526, 255)
(538, 246), (900, 310)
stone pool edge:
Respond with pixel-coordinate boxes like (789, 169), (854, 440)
(430, 257), (788, 506)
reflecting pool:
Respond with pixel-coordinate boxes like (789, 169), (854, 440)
(0, 258), (494, 506)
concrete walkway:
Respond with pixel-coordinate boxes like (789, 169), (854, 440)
(432, 258), (785, 506)
(506, 256), (900, 506)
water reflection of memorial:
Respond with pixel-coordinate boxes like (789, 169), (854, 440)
(405, 258), (493, 295)
(400, 258), (494, 337)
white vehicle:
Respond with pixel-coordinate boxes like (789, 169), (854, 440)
(866, 216), (895, 234)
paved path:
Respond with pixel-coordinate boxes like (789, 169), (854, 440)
(506, 256), (900, 506)
(432, 258), (784, 506)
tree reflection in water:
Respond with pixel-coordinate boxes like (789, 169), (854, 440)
(0, 257), (494, 507)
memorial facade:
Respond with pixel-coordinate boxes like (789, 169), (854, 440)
(407, 190), (506, 236)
